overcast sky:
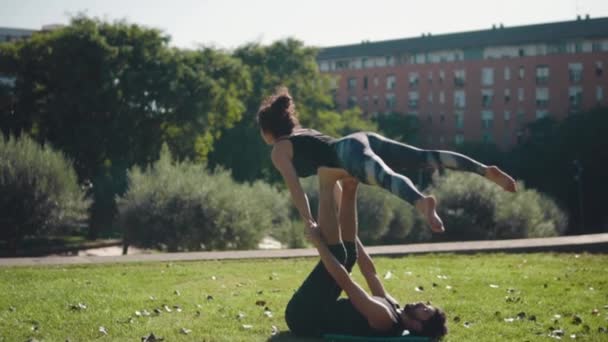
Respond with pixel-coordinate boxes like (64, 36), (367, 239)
(2, 0), (608, 49)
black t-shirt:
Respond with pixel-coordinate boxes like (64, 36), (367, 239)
(321, 296), (405, 337)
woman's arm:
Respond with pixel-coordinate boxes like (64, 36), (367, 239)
(306, 225), (394, 331)
(271, 141), (315, 226)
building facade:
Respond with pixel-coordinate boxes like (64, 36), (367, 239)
(317, 16), (608, 149)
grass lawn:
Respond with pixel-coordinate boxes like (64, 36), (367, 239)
(1, 253), (607, 341)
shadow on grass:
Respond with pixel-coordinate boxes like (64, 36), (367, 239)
(267, 331), (322, 342)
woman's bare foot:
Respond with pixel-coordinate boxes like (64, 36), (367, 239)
(415, 196), (444, 233)
(485, 166), (517, 192)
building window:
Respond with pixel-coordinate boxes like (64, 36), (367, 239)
(536, 110), (548, 119)
(348, 77), (357, 90)
(454, 69), (466, 87)
(517, 109), (525, 123)
(504, 110), (511, 121)
(482, 89), (494, 108)
(373, 95), (379, 106)
(518, 48), (525, 57)
(428, 71), (433, 84)
(455, 111), (464, 129)
(348, 96), (357, 108)
(386, 93), (396, 109)
(482, 68), (494, 86)
(408, 73), (419, 88)
(482, 110), (494, 129)
(440, 114), (445, 123)
(455, 134), (464, 145)
(569, 86), (583, 109)
(535, 88), (549, 108)
(427, 114), (433, 124)
(482, 132), (494, 143)
(596, 61), (604, 77)
(518, 66), (525, 80)
(504, 67), (511, 81)
(504, 89), (511, 103)
(373, 76), (379, 87)
(535, 65), (550, 84)
(428, 92), (433, 104)
(363, 77), (368, 90)
(362, 95), (369, 108)
(454, 90), (466, 108)
(336, 60), (349, 70)
(439, 70), (445, 84)
(408, 91), (419, 109)
(517, 88), (524, 102)
(439, 91), (445, 104)
(386, 75), (397, 90)
(598, 86), (604, 103)
(569, 63), (583, 83)
(319, 61), (330, 72)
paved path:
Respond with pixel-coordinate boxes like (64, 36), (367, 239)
(1, 233), (607, 267)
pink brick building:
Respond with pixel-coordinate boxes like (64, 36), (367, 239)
(317, 16), (608, 149)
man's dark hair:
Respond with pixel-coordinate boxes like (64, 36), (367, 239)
(418, 308), (448, 339)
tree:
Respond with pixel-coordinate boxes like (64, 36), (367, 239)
(0, 16), (250, 237)
(208, 39), (375, 184)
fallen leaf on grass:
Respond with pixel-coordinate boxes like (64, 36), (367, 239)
(415, 286), (424, 292)
(548, 329), (564, 339)
(141, 333), (164, 341)
(384, 271), (393, 280)
(255, 300), (266, 306)
(571, 315), (582, 325)
(174, 290), (181, 296)
(437, 275), (448, 280)
(489, 284), (500, 288)
(463, 322), (472, 328)
(163, 305), (172, 313)
(591, 309), (600, 316)
(69, 303), (87, 311)
(9, 306), (16, 312)
(180, 328), (191, 335)
(237, 312), (246, 320)
(504, 318), (515, 323)
(517, 312), (526, 320)
(99, 326), (108, 335)
(206, 295), (214, 301)
(264, 310), (273, 318)
(135, 311), (142, 317)
(242, 324), (253, 330)
(271, 325), (279, 335)
(453, 316), (461, 323)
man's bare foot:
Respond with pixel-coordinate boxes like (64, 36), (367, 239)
(415, 196), (444, 233)
(485, 166), (517, 192)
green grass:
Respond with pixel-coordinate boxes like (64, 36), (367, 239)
(1, 253), (607, 341)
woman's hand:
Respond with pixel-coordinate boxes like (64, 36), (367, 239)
(305, 222), (324, 247)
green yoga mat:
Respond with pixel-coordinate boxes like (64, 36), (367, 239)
(323, 334), (430, 342)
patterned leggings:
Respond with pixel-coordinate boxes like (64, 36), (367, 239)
(332, 132), (488, 204)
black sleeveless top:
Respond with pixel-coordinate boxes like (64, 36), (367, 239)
(323, 296), (405, 337)
(282, 128), (340, 177)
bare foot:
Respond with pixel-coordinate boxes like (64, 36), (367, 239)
(415, 196), (444, 233)
(485, 166), (517, 192)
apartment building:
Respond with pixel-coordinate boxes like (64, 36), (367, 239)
(317, 16), (608, 149)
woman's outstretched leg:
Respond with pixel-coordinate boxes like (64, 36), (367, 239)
(334, 133), (444, 232)
(366, 133), (516, 192)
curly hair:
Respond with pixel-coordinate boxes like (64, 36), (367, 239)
(256, 87), (300, 138)
(419, 307), (448, 340)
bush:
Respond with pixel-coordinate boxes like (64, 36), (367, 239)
(429, 172), (567, 240)
(0, 134), (90, 254)
(116, 144), (292, 252)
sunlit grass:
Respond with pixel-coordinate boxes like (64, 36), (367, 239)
(0, 253), (607, 341)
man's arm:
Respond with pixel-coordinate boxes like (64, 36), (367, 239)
(307, 226), (394, 331)
(271, 142), (315, 227)
(356, 238), (390, 298)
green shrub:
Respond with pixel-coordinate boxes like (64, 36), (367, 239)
(0, 135), (90, 253)
(429, 172), (567, 240)
(116, 144), (291, 252)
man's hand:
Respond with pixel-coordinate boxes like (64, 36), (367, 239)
(305, 222), (323, 247)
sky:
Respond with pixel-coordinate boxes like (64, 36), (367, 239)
(2, 0), (608, 49)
